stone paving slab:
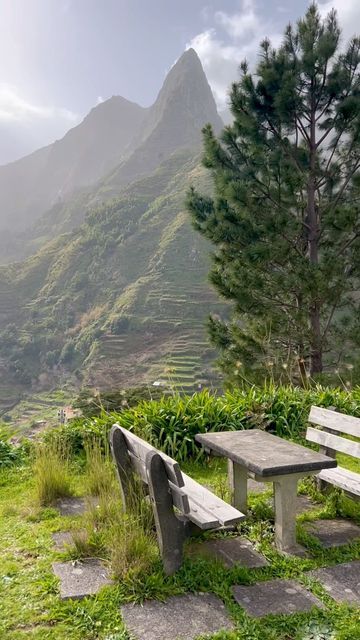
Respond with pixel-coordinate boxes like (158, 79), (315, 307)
(304, 519), (360, 548)
(52, 531), (74, 551)
(191, 537), (268, 568)
(233, 579), (323, 617)
(267, 494), (315, 515)
(121, 593), (234, 640)
(52, 530), (88, 551)
(311, 561), (360, 605)
(52, 559), (112, 599)
(55, 496), (99, 516)
(55, 497), (87, 516)
(296, 495), (315, 514)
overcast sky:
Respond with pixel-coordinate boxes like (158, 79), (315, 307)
(1, 0), (359, 165)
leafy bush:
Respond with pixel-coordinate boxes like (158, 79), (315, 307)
(116, 385), (360, 461)
(46, 384), (360, 462)
(110, 315), (130, 334)
(0, 440), (21, 468)
(59, 339), (76, 364)
(0, 428), (26, 468)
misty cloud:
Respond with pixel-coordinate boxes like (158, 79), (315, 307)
(187, 0), (281, 111)
(0, 83), (78, 123)
(188, 0), (360, 113)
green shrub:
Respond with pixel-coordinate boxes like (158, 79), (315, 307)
(42, 385), (360, 462)
(0, 428), (26, 468)
(0, 440), (21, 468)
(115, 385), (360, 461)
(59, 339), (76, 364)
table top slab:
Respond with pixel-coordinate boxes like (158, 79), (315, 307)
(196, 430), (337, 477)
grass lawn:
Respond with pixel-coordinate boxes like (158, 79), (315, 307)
(0, 452), (360, 640)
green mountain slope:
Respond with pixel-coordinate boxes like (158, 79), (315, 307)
(0, 150), (225, 410)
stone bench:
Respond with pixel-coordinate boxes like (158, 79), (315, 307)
(109, 424), (245, 574)
(306, 406), (360, 500)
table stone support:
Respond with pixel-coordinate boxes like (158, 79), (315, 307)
(273, 475), (298, 553)
(228, 460), (248, 513)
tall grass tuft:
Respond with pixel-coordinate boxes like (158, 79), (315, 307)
(79, 439), (157, 579)
(84, 437), (115, 497)
(109, 513), (157, 580)
(34, 440), (73, 506)
(107, 475), (157, 580)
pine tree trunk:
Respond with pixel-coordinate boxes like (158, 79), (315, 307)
(308, 91), (323, 376)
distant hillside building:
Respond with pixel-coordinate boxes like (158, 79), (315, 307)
(57, 406), (82, 424)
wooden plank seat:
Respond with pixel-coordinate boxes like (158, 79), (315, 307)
(306, 406), (360, 500)
(109, 424), (245, 574)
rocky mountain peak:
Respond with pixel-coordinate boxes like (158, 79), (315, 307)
(143, 48), (222, 138)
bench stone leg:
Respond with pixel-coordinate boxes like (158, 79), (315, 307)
(273, 476), (299, 553)
(146, 451), (189, 575)
(109, 425), (136, 512)
(228, 460), (248, 513)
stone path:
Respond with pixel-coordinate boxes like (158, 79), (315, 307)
(304, 519), (360, 547)
(190, 536), (268, 568)
(52, 559), (112, 600)
(311, 561), (360, 604)
(49, 491), (360, 638)
(121, 593), (234, 640)
(233, 579), (323, 617)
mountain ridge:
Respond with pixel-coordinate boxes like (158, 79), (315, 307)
(0, 49), (222, 253)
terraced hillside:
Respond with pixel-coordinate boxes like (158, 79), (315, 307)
(0, 150), (226, 407)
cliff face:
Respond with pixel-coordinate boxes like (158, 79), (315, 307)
(105, 49), (223, 190)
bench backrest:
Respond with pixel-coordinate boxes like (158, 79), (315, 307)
(110, 424), (244, 529)
(306, 406), (360, 460)
(110, 423), (190, 514)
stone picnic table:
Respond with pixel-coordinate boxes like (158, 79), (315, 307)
(195, 429), (337, 554)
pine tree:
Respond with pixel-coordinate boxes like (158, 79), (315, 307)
(187, 4), (360, 384)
